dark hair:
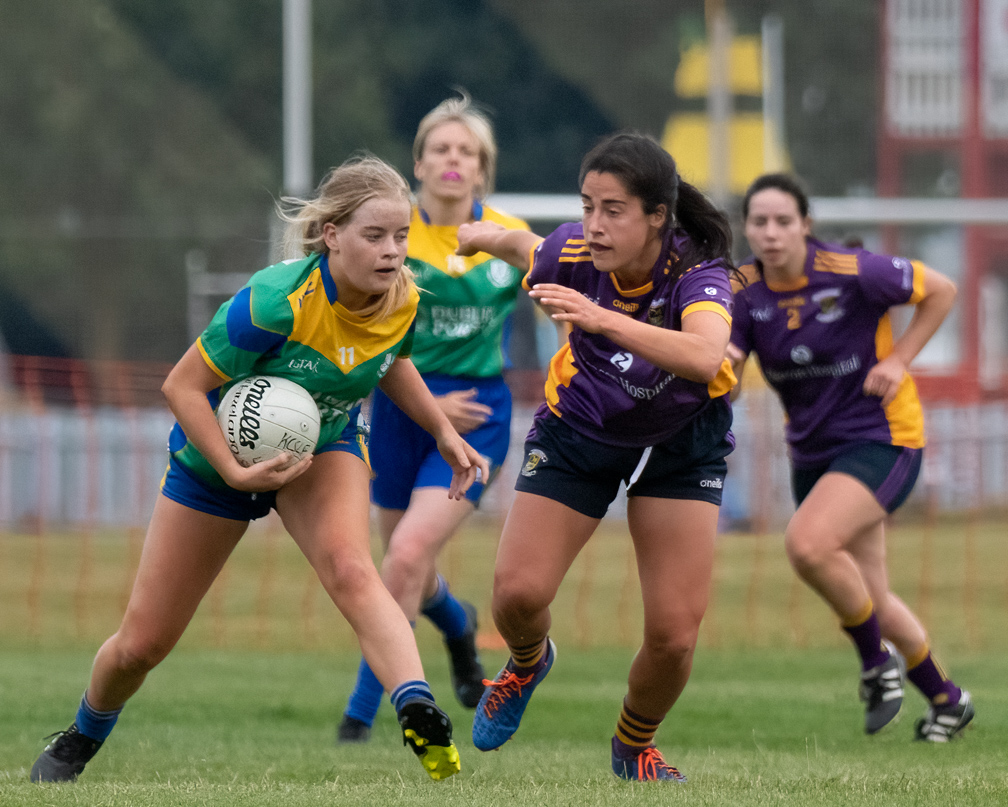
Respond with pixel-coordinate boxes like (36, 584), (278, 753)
(579, 132), (734, 275)
(742, 173), (810, 220)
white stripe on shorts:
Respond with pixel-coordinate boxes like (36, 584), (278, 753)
(626, 446), (654, 491)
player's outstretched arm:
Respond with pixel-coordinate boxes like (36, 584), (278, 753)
(456, 220), (542, 271)
(378, 357), (490, 499)
(162, 344), (311, 492)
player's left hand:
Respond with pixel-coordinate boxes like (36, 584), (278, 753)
(528, 283), (614, 334)
(863, 354), (907, 407)
(436, 432), (491, 500)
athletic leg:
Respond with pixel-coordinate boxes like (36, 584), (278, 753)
(278, 451), (459, 778)
(472, 491), (599, 751)
(785, 473), (904, 732)
(31, 495), (248, 782)
(608, 497), (715, 782)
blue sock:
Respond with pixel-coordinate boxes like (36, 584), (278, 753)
(344, 659), (385, 726)
(74, 693), (121, 742)
(390, 680), (435, 713)
(421, 575), (470, 640)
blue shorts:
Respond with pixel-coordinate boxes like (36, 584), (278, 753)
(514, 404), (733, 519)
(370, 374), (512, 509)
(791, 442), (922, 514)
(161, 407), (370, 522)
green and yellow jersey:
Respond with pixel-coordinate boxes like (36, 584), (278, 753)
(406, 202), (529, 377)
(169, 253), (418, 486)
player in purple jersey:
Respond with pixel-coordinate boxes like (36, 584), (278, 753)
(728, 173), (971, 742)
(456, 133), (741, 782)
(29, 157), (489, 784)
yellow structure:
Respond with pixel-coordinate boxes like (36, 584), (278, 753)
(661, 35), (789, 195)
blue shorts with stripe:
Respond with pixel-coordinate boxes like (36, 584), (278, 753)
(370, 374), (512, 509)
(161, 407), (370, 522)
(791, 441), (922, 514)
(513, 403), (733, 520)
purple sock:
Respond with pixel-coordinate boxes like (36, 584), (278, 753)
(908, 653), (962, 705)
(842, 612), (888, 670)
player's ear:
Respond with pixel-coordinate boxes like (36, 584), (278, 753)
(322, 221), (340, 254)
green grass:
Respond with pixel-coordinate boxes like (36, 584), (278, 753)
(1, 514), (1007, 804)
(1, 647), (1005, 805)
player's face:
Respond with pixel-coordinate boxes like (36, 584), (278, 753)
(323, 196), (411, 311)
(581, 170), (667, 287)
(744, 188), (811, 276)
(414, 121), (484, 204)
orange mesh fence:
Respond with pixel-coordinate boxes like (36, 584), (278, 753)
(1, 356), (1006, 653)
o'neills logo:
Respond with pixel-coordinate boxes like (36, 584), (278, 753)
(232, 377), (272, 449)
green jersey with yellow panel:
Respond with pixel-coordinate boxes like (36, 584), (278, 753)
(406, 202), (529, 377)
(169, 253), (418, 486)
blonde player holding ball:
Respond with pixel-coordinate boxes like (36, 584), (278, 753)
(30, 156), (487, 784)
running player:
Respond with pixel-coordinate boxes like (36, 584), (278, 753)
(455, 132), (739, 782)
(728, 172), (972, 741)
(29, 156), (488, 784)
(336, 93), (530, 743)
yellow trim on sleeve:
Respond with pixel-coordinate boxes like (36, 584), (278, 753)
(908, 260), (928, 305)
(683, 300), (732, 326)
(196, 337), (231, 381)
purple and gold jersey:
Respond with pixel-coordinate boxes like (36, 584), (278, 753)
(524, 222), (736, 448)
(730, 237), (928, 468)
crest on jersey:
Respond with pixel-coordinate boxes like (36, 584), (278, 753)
(521, 448), (548, 477)
(487, 259), (513, 288)
(812, 288), (845, 323)
(379, 353), (393, 374)
(610, 352), (634, 372)
(445, 254), (468, 277)
(647, 297), (667, 326)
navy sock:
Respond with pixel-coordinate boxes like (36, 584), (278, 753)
(344, 659), (385, 726)
(390, 680), (435, 713)
(74, 693), (122, 742)
(421, 575), (470, 640)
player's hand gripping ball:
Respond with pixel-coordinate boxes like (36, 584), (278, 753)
(216, 376), (321, 467)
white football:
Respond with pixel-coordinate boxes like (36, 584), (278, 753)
(216, 376), (321, 467)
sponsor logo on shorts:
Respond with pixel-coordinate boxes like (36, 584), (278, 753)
(521, 448), (548, 477)
(700, 478), (723, 489)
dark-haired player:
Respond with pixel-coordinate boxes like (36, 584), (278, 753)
(728, 172), (971, 742)
(457, 132), (740, 782)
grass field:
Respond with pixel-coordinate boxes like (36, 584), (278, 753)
(1, 514), (1006, 804)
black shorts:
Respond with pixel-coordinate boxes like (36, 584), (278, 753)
(514, 406), (733, 519)
(791, 442), (922, 514)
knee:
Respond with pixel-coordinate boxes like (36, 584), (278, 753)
(106, 631), (173, 677)
(784, 526), (829, 576)
(642, 623), (698, 669)
(381, 539), (431, 588)
(492, 574), (551, 626)
(314, 551), (380, 608)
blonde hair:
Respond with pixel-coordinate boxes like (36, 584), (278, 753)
(413, 91), (498, 199)
(280, 155), (416, 319)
